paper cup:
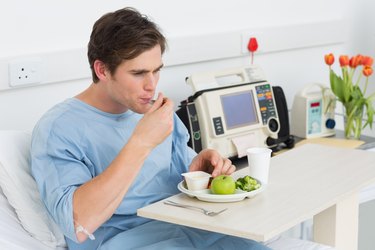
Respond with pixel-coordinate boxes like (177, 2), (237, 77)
(181, 171), (211, 191)
(246, 147), (272, 185)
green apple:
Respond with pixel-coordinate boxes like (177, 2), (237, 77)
(210, 175), (236, 194)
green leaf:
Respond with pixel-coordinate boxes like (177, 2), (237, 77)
(342, 68), (352, 102)
(364, 99), (374, 129)
(330, 69), (345, 103)
(352, 85), (363, 99)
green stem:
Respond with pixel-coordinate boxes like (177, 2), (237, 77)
(344, 104), (364, 139)
(348, 104), (358, 118)
(342, 67), (347, 83)
(363, 77), (369, 96)
(368, 92), (375, 100)
(349, 68), (355, 87)
(355, 115), (362, 138)
(355, 73), (362, 87)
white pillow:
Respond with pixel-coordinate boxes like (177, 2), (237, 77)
(0, 130), (66, 248)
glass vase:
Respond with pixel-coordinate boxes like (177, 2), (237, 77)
(343, 103), (364, 139)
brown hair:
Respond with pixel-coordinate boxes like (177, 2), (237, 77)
(87, 7), (167, 82)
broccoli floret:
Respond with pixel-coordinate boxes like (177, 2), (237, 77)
(235, 175), (260, 192)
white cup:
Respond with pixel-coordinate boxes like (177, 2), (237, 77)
(246, 147), (272, 185)
(181, 171), (211, 191)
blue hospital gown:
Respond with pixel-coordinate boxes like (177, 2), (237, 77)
(31, 98), (270, 250)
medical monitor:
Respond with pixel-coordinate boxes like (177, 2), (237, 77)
(221, 91), (258, 129)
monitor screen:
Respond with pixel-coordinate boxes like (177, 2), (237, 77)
(220, 91), (258, 129)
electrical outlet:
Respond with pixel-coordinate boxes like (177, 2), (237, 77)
(9, 58), (43, 87)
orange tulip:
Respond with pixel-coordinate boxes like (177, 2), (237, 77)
(339, 55), (349, 67)
(363, 65), (373, 77)
(324, 53), (334, 66)
(362, 56), (374, 67)
(325, 52), (374, 139)
(349, 54), (363, 68)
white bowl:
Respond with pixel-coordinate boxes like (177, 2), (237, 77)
(181, 171), (211, 191)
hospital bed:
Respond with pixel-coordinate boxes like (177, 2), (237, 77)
(0, 130), (335, 249)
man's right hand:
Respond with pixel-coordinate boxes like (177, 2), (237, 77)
(131, 93), (174, 150)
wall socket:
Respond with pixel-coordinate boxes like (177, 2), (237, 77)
(9, 58), (43, 87)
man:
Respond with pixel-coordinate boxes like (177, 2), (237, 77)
(31, 7), (270, 249)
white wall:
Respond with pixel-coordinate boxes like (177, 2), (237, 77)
(2, 0), (374, 137)
(0, 0), (350, 54)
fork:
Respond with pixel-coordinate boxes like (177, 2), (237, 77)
(163, 200), (227, 216)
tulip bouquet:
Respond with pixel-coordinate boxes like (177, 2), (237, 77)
(324, 53), (375, 139)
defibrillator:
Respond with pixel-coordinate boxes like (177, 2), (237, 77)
(176, 65), (294, 158)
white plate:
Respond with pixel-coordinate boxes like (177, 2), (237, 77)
(177, 180), (265, 203)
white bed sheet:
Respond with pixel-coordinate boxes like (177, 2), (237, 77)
(0, 188), (333, 250)
(0, 188), (66, 250)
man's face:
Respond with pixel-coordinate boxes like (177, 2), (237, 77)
(104, 45), (163, 114)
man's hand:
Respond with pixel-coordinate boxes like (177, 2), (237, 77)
(131, 93), (174, 150)
(189, 149), (236, 177)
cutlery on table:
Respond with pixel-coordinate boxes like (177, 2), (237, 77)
(163, 200), (227, 216)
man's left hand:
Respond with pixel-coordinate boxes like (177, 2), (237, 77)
(189, 149), (236, 177)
